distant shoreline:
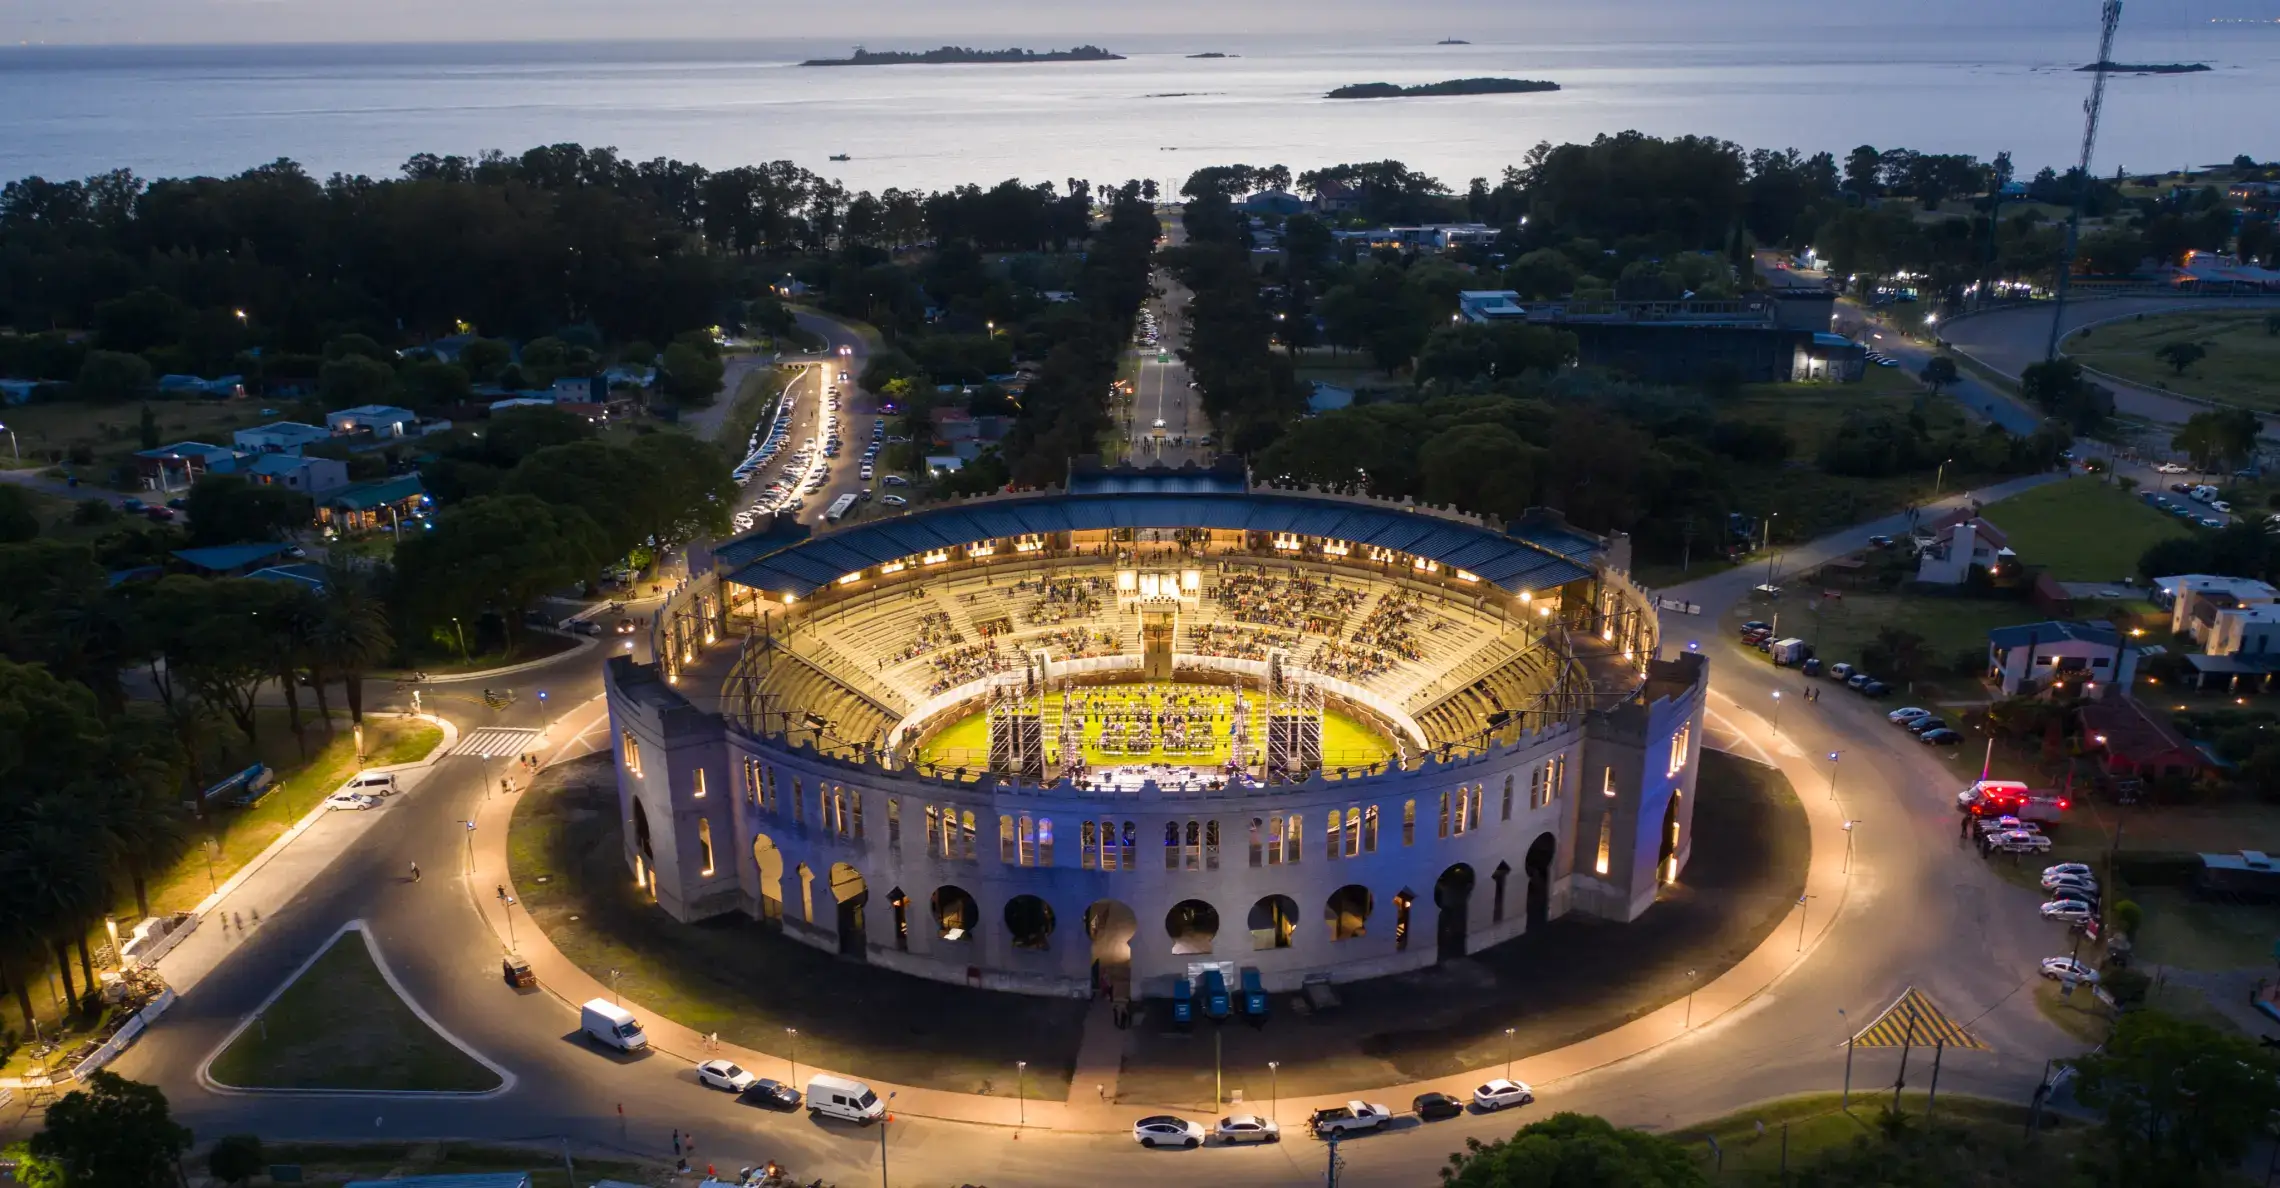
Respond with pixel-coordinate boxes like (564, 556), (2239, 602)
(799, 45), (1124, 67)
(1327, 77), (1560, 100)
(2079, 61), (2210, 74)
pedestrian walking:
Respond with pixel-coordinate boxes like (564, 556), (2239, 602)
(411, 862), (422, 882)
(671, 1129), (681, 1157)
(1096, 1083), (1106, 1104)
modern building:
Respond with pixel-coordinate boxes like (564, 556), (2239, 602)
(245, 451), (349, 496)
(233, 421), (334, 455)
(1986, 620), (2137, 697)
(601, 463), (1701, 999)
(326, 405), (419, 439)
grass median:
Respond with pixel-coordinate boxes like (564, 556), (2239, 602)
(2067, 310), (2280, 412)
(1668, 1090), (2083, 1182)
(208, 930), (501, 1092)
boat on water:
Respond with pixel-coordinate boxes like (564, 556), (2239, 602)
(828, 154), (851, 161)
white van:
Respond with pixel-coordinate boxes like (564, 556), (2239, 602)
(580, 999), (648, 1051)
(344, 771), (398, 796)
(805, 1073), (885, 1123)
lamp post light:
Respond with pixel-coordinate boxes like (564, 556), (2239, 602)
(879, 1091), (896, 1188)
(1797, 893), (1818, 951)
(495, 885), (519, 950)
(1771, 690), (1784, 737)
(537, 689), (551, 735)
(1268, 1060), (1279, 1127)
(1842, 820), (1860, 873)
(104, 916), (123, 972)
(1683, 968), (1700, 1029)
(1504, 1026), (1516, 1079)
(1934, 457), (1955, 499)
(354, 722), (365, 766)
(451, 616), (469, 662)
(460, 819), (476, 874)
(788, 1026), (800, 1086)
(1827, 750), (1843, 801)
(0, 421), (16, 461)
(608, 968), (621, 1005)
(1016, 1060), (1027, 1127)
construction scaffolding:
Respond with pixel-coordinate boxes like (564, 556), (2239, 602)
(1264, 649), (1324, 783)
(987, 661), (1046, 781)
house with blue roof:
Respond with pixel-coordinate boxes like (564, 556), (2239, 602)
(134, 441), (240, 489)
(234, 420), (333, 455)
(1986, 620), (2138, 697)
(172, 542), (294, 577)
(247, 451), (349, 496)
(320, 473), (428, 535)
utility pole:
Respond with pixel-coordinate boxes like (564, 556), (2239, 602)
(1892, 1001), (1921, 1112)
(2045, 0), (2126, 362)
(1324, 1133), (1343, 1188)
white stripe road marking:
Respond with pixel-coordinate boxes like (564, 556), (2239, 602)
(451, 727), (544, 758)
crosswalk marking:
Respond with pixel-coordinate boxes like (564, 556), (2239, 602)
(1851, 986), (1986, 1050)
(453, 727), (544, 759)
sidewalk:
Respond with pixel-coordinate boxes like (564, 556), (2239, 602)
(474, 690), (1857, 1133)
(153, 714), (461, 995)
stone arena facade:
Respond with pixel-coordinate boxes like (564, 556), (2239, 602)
(603, 466), (1706, 998)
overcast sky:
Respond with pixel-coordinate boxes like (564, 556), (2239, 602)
(2, 0), (2253, 46)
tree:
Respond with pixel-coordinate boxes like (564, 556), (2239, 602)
(0, 484), (40, 543)
(307, 559), (393, 726)
(2019, 359), (2111, 434)
(2171, 408), (2260, 470)
(657, 341), (725, 406)
(1440, 1112), (1707, 1187)
(2067, 1009), (2280, 1186)
(458, 337), (512, 382)
(25, 1071), (193, 1188)
(391, 494), (606, 648)
(136, 405), (158, 451)
(1919, 356), (1958, 395)
(206, 1136), (264, 1188)
(181, 475), (312, 545)
(1863, 626), (1933, 682)
(2153, 340), (2207, 376)
(318, 353), (397, 411)
(74, 351), (153, 404)
(2110, 898), (2142, 937)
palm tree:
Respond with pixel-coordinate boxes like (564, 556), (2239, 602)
(88, 769), (189, 921)
(10, 798), (111, 1009)
(267, 586), (324, 758)
(314, 560), (394, 726)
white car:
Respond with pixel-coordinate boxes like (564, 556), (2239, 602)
(323, 792), (378, 811)
(2042, 870), (2098, 892)
(1997, 831), (2053, 852)
(1888, 707), (1932, 724)
(697, 1059), (757, 1093)
(1213, 1115), (1280, 1144)
(1471, 1078), (1535, 1111)
(2040, 900), (2094, 922)
(2044, 863), (2094, 881)
(1152, 418), (1168, 429)
(883, 475), (909, 486)
(1133, 1115), (1205, 1148)
(882, 494), (908, 507)
(2156, 462), (2189, 474)
(2040, 957), (2099, 983)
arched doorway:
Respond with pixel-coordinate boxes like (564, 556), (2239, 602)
(751, 834), (785, 924)
(931, 885), (979, 942)
(888, 886), (909, 950)
(1434, 864), (1476, 961)
(1525, 832), (1557, 929)
(1005, 895), (1055, 950)
(1247, 894), (1298, 950)
(1324, 884), (1372, 941)
(631, 800), (656, 895)
(1085, 900), (1138, 963)
(830, 862), (868, 959)
(1658, 792), (1683, 885)
(1491, 861), (1512, 924)
(1392, 888), (1415, 951)
(1165, 899), (1219, 954)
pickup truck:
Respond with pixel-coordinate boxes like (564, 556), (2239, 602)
(1309, 1101), (1392, 1138)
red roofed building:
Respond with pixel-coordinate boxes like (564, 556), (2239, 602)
(2078, 696), (2211, 781)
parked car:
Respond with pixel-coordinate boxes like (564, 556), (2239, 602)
(1919, 728), (1964, 746)
(1905, 716), (1949, 735)
(881, 494), (909, 507)
(1472, 1079), (1536, 1112)
(2000, 831), (2055, 852)
(1213, 1115), (1280, 1144)
(2045, 873), (2100, 895)
(1867, 534), (1896, 549)
(2040, 900), (2094, 922)
(2040, 957), (2099, 983)
(742, 1078), (801, 1109)
(1739, 620), (1772, 636)
(1828, 662), (1856, 682)
(1859, 679), (1892, 697)
(1888, 707), (1933, 724)
(2044, 863), (2094, 881)
(1845, 672), (1872, 690)
(1309, 1101), (1393, 1137)
(1413, 1092), (1466, 1121)
(697, 1059), (757, 1093)
(1133, 1116), (1205, 1148)
(322, 792), (379, 811)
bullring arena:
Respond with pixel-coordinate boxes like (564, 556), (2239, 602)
(605, 460), (1705, 1000)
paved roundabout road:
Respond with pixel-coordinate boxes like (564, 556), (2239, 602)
(86, 475), (2091, 1186)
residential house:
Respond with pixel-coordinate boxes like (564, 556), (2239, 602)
(156, 373), (245, 398)
(2165, 574), (2280, 639)
(2163, 574), (2280, 690)
(245, 451), (349, 497)
(1458, 290), (1530, 323)
(1240, 189), (1308, 217)
(134, 441), (240, 490)
(326, 404), (418, 439)
(1311, 178), (1360, 214)
(2079, 697), (2211, 781)
(320, 474), (428, 535)
(552, 376), (605, 403)
(233, 421), (333, 455)
(1915, 511), (2013, 585)
(1986, 620), (2137, 697)
(170, 542), (293, 578)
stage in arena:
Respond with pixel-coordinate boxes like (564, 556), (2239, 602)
(912, 680), (1396, 778)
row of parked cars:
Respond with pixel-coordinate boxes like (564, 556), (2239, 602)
(2036, 862), (2101, 925)
(1738, 622), (1911, 703)
(1129, 1079), (1535, 1150)
(1886, 705), (1964, 746)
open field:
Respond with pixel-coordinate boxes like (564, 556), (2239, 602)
(1722, 374), (1998, 546)
(208, 930), (501, 1092)
(1981, 476), (2191, 581)
(0, 397), (296, 478)
(1668, 1091), (2085, 1184)
(2066, 309), (2280, 411)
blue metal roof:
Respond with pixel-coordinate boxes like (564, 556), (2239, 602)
(725, 490), (1600, 596)
(172, 542), (291, 573)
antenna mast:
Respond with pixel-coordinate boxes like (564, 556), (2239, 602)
(2045, 0), (2124, 362)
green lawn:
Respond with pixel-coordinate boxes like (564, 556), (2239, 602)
(257, 1144), (657, 1188)
(1981, 476), (2190, 581)
(208, 930), (501, 1092)
(1720, 375), (1994, 546)
(1668, 1091), (2083, 1184)
(2067, 310), (2280, 411)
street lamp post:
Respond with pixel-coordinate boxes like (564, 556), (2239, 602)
(1268, 1060), (1279, 1128)
(879, 1091), (896, 1188)
(460, 819), (476, 874)
(788, 1026), (800, 1087)
(451, 617), (469, 662)
(495, 885), (518, 949)
(1771, 690), (1785, 737)
(1504, 1026), (1516, 1079)
(1683, 969), (1699, 1029)
(608, 968), (621, 1006)
(1827, 750), (1843, 801)
(537, 689), (551, 735)
(0, 422), (16, 461)
(1843, 821), (1860, 873)
(1016, 1060), (1027, 1127)
(1934, 457), (1955, 499)
(1797, 893), (1818, 951)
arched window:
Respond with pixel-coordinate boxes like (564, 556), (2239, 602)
(1018, 814), (1036, 867)
(1343, 807), (1361, 857)
(926, 805), (942, 855)
(1121, 821), (1137, 870)
(851, 791), (864, 839)
(1325, 810), (1341, 861)
(1403, 799), (1416, 846)
(1362, 804), (1380, 853)
(697, 818), (716, 877)
(1472, 785), (1485, 833)
(1502, 775), (1514, 821)
(1267, 815), (1285, 866)
(1204, 820), (1220, 870)
(1286, 815), (1302, 864)
(1000, 814), (1017, 864)
(1037, 818), (1053, 867)
(1249, 818), (1264, 868)
(961, 810), (976, 860)
(833, 790), (847, 836)
(1083, 820), (1100, 870)
(1164, 821), (1181, 870)
(1185, 820), (1202, 871)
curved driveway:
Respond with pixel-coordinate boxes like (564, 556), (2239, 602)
(95, 483), (2092, 1186)
(1941, 295), (2280, 428)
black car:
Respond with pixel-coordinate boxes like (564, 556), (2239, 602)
(1413, 1092), (1465, 1121)
(1859, 679), (1892, 697)
(1905, 716), (1948, 735)
(1867, 534), (1896, 549)
(1919, 728), (1963, 746)
(1739, 621), (1771, 636)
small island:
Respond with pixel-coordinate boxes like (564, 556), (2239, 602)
(1326, 77), (1559, 100)
(1437, 38), (1472, 45)
(1186, 52), (1229, 59)
(2079, 61), (2210, 73)
(799, 45), (1124, 67)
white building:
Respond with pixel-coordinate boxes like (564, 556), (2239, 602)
(1915, 513), (2012, 585)
(1458, 291), (1530, 323)
(233, 421), (334, 455)
(326, 405), (418, 439)
(1986, 621), (2137, 697)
